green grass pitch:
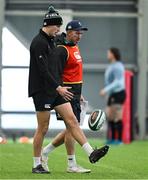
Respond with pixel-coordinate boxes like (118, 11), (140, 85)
(0, 139), (148, 179)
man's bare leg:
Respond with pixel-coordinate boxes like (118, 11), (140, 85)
(42, 129), (76, 167)
(33, 111), (50, 168)
(55, 103), (109, 163)
(55, 103), (88, 147)
(64, 130), (75, 155)
(43, 103), (88, 156)
(42, 102), (109, 170)
(43, 130), (66, 155)
(42, 125), (91, 172)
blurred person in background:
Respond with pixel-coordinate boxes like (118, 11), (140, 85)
(100, 47), (126, 145)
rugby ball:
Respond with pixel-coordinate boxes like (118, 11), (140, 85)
(88, 109), (106, 131)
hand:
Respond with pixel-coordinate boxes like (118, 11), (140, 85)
(100, 89), (106, 96)
(56, 86), (73, 101)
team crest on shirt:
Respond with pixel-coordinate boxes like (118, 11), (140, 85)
(74, 52), (82, 61)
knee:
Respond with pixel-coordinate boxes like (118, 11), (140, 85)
(107, 111), (115, 121)
(38, 124), (49, 136)
(42, 126), (48, 135)
(65, 114), (79, 129)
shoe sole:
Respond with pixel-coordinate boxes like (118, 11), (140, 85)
(89, 145), (109, 163)
(67, 170), (91, 173)
(32, 171), (50, 174)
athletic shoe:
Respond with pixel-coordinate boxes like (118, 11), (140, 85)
(89, 145), (109, 163)
(106, 139), (114, 145)
(41, 152), (49, 172)
(32, 164), (50, 174)
(112, 140), (123, 145)
(67, 165), (91, 173)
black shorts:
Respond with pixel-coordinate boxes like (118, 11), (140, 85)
(107, 90), (126, 106)
(56, 95), (81, 122)
(32, 91), (67, 111)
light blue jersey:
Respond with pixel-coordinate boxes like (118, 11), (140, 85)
(104, 61), (125, 95)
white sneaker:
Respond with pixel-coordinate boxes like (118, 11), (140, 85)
(67, 165), (91, 173)
(41, 151), (50, 172)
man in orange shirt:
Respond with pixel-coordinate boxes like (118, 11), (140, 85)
(41, 20), (109, 173)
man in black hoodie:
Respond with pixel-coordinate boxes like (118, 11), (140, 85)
(29, 6), (74, 173)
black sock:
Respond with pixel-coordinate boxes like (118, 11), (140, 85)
(115, 121), (123, 141)
(109, 121), (115, 141)
(107, 121), (112, 140)
(112, 122), (116, 140)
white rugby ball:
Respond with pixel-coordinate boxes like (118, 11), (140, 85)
(88, 109), (106, 131)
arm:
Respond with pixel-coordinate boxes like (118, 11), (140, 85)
(55, 46), (74, 100)
(56, 45), (69, 66)
(33, 42), (73, 100)
(100, 67), (124, 96)
(103, 67), (123, 94)
(34, 42), (59, 89)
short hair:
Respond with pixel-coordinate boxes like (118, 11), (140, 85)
(109, 47), (121, 61)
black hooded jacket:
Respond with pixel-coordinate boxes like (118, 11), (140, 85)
(28, 30), (66, 97)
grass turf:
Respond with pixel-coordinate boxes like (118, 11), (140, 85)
(0, 139), (148, 179)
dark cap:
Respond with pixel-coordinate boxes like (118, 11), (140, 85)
(43, 6), (63, 27)
(66, 20), (88, 31)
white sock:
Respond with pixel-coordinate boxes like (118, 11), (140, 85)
(82, 142), (93, 156)
(33, 157), (41, 168)
(68, 155), (77, 168)
(43, 143), (56, 156)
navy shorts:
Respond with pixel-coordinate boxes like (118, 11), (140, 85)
(56, 95), (81, 122)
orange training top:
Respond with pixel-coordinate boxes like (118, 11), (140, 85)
(60, 45), (83, 84)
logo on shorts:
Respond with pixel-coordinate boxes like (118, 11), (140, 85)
(44, 104), (51, 109)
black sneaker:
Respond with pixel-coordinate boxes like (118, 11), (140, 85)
(89, 145), (109, 163)
(32, 164), (50, 174)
